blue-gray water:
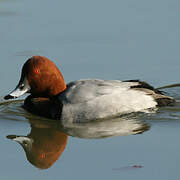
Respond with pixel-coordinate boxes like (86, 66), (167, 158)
(0, 0), (180, 179)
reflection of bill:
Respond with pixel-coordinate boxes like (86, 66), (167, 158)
(7, 121), (68, 170)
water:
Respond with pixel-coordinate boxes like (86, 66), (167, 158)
(0, 0), (180, 179)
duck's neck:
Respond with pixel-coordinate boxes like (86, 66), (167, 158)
(48, 72), (67, 97)
(52, 83), (66, 96)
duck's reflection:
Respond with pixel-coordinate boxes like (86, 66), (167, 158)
(5, 101), (150, 169)
(61, 114), (150, 139)
(7, 120), (68, 169)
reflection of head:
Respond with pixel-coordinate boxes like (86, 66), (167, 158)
(7, 125), (68, 169)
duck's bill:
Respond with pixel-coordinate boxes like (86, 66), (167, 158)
(4, 77), (30, 100)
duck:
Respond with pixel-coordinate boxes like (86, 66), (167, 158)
(4, 56), (175, 122)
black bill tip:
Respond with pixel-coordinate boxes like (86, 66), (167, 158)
(4, 94), (16, 100)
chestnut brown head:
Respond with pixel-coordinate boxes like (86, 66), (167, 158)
(4, 56), (66, 99)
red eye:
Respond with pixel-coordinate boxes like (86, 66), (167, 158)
(34, 69), (39, 75)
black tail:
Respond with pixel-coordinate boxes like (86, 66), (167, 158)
(124, 80), (175, 107)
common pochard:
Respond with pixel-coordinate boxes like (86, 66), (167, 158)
(4, 56), (175, 122)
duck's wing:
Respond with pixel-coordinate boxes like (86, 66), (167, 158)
(58, 79), (174, 122)
(60, 79), (174, 105)
(59, 79), (141, 104)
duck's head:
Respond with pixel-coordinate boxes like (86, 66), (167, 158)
(4, 56), (66, 100)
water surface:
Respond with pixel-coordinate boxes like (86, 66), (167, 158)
(0, 0), (180, 179)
